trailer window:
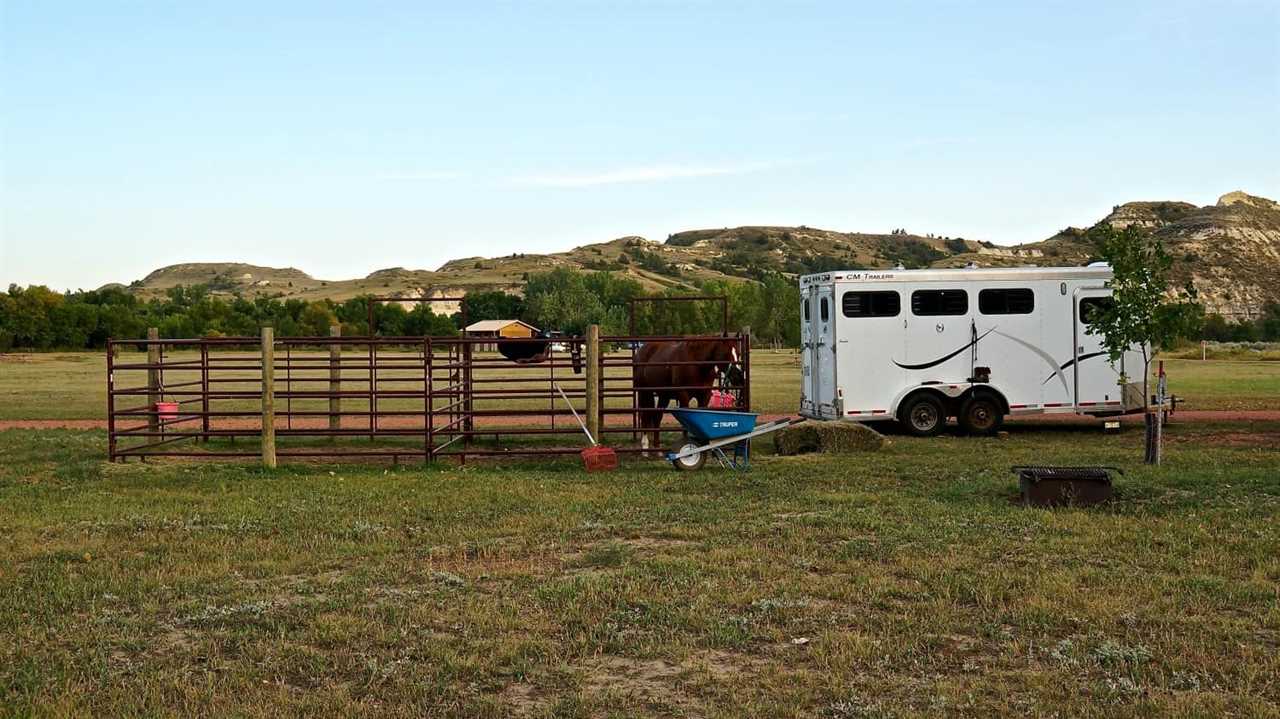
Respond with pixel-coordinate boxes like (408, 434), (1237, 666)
(803, 297), (810, 321)
(841, 291), (900, 318)
(820, 297), (830, 322)
(1079, 296), (1113, 325)
(911, 289), (968, 316)
(979, 288), (1034, 315)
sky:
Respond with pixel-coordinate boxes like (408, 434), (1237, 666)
(2, 0), (1278, 291)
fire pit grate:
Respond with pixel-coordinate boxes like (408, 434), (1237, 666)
(1011, 465), (1123, 507)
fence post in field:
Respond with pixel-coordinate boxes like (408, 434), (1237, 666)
(261, 326), (277, 468)
(146, 327), (160, 436)
(200, 342), (210, 442)
(329, 325), (341, 437)
(585, 324), (601, 444)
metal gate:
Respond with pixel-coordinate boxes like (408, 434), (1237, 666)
(106, 332), (750, 464)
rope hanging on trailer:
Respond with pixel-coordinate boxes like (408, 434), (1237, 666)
(970, 319), (977, 379)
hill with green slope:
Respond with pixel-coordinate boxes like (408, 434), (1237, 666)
(121, 191), (1280, 319)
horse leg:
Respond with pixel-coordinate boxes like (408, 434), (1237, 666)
(649, 394), (671, 453)
(638, 390), (655, 452)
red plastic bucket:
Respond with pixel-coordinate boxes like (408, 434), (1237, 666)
(154, 401), (179, 421)
(581, 445), (618, 473)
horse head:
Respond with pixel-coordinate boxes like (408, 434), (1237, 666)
(706, 339), (745, 388)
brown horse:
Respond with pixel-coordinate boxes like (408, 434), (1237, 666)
(633, 338), (745, 451)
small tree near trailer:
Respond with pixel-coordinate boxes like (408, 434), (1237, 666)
(1085, 225), (1200, 464)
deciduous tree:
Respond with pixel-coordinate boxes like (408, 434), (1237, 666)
(1085, 225), (1200, 464)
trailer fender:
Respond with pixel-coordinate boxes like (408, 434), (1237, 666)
(889, 383), (1013, 418)
(890, 386), (954, 420)
(959, 385), (1010, 415)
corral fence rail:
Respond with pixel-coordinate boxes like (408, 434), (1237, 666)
(106, 329), (750, 464)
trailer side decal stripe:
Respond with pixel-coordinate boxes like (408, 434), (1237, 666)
(991, 329), (1071, 395)
(1043, 351), (1107, 385)
(892, 328), (995, 370)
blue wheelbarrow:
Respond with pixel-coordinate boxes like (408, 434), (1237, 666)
(665, 409), (799, 471)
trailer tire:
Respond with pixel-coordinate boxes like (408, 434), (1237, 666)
(899, 393), (946, 437)
(959, 393), (1003, 436)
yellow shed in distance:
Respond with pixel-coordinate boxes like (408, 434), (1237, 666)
(464, 319), (540, 351)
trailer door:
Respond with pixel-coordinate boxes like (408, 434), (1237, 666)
(1074, 289), (1121, 405)
(810, 285), (838, 418)
(800, 288), (815, 415)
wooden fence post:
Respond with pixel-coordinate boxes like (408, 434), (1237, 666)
(146, 327), (160, 436)
(585, 324), (601, 444)
(261, 326), (277, 468)
(329, 325), (341, 437)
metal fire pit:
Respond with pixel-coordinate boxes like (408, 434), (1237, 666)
(1011, 465), (1122, 508)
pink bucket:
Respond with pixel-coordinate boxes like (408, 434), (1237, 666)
(154, 401), (179, 421)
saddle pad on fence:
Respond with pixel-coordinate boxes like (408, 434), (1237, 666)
(708, 390), (736, 409)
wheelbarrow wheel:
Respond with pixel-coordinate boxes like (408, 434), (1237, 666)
(671, 443), (706, 471)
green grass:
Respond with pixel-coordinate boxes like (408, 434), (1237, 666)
(2, 424), (1277, 716)
(1159, 360), (1280, 412)
(2, 350), (1276, 421)
(0, 352), (107, 420)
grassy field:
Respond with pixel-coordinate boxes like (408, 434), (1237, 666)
(1, 423), (1278, 716)
(1, 349), (1277, 421)
(1164, 342), (1280, 362)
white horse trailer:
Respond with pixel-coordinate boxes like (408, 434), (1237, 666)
(799, 265), (1147, 435)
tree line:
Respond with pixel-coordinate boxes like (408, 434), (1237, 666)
(5, 266), (1271, 353)
(0, 268), (801, 351)
(1199, 305), (1280, 343)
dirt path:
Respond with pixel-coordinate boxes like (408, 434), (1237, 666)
(1005, 409), (1280, 423)
(2, 409), (1278, 431)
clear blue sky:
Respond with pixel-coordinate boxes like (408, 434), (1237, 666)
(3, 0), (1277, 290)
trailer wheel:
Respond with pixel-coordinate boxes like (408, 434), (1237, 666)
(899, 393), (946, 437)
(671, 444), (706, 471)
(959, 393), (1003, 435)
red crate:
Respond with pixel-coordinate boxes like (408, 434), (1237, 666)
(581, 445), (618, 473)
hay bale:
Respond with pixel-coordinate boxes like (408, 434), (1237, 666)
(773, 422), (823, 455)
(773, 420), (886, 455)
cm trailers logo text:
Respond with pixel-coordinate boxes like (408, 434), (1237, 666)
(802, 271), (896, 285)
